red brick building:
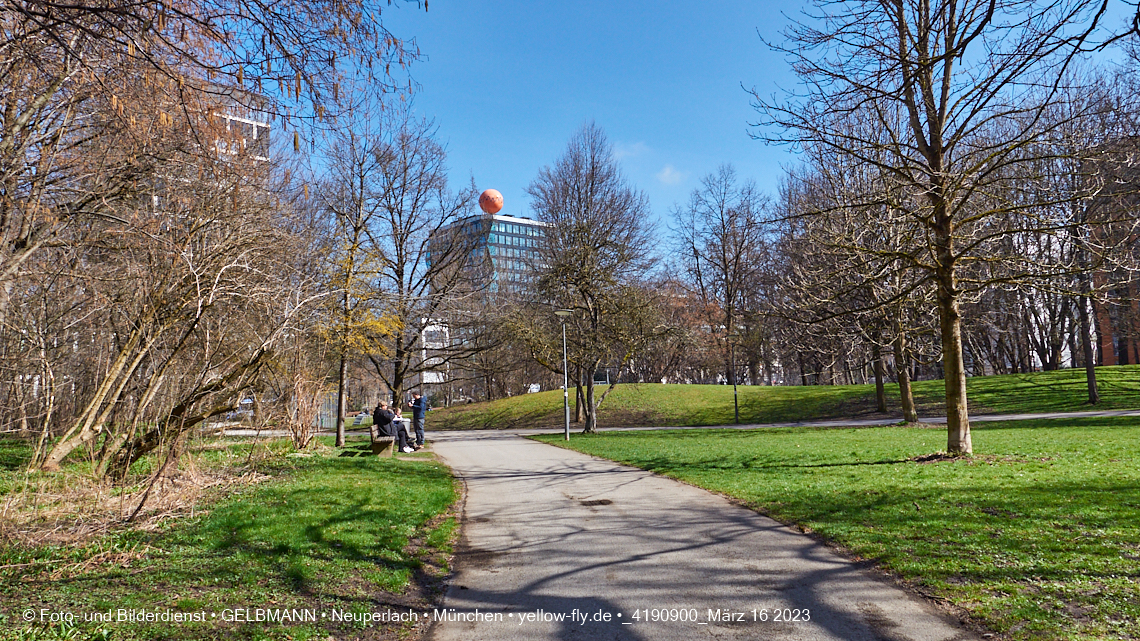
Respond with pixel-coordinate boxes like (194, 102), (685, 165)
(1093, 268), (1140, 366)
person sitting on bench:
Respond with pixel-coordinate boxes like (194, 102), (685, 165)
(372, 400), (412, 453)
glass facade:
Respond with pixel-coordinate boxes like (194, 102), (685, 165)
(485, 217), (547, 287)
(431, 213), (548, 291)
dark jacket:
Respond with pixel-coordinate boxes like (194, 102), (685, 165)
(372, 406), (396, 436)
(410, 396), (427, 421)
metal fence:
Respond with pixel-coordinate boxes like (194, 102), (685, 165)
(315, 392), (338, 431)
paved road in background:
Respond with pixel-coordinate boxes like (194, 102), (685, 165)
(218, 408), (1140, 439)
(500, 407), (1140, 436)
(426, 431), (978, 641)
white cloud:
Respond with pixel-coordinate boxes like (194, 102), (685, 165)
(613, 141), (649, 160)
(656, 164), (687, 185)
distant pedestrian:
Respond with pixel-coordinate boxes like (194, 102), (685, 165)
(407, 392), (428, 449)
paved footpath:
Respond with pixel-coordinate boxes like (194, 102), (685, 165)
(427, 431), (978, 641)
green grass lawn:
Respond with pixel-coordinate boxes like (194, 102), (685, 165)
(0, 438), (457, 641)
(432, 365), (1140, 430)
(533, 417), (1140, 640)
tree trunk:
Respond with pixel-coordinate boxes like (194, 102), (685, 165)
(574, 367), (584, 423)
(934, 239), (971, 454)
(1077, 293), (1099, 404)
(894, 331), (918, 423)
(98, 372), (167, 480)
(583, 367), (597, 433)
(106, 348), (269, 477)
(28, 357), (56, 471)
(392, 346), (404, 405)
(872, 343), (886, 413)
(41, 327), (148, 471)
(335, 351), (347, 447)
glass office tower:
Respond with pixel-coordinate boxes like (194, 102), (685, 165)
(431, 213), (548, 291)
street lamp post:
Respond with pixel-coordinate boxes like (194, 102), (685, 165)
(555, 309), (573, 440)
(727, 332), (740, 424)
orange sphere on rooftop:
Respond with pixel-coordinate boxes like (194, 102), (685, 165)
(479, 189), (504, 214)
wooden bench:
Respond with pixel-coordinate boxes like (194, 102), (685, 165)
(370, 436), (396, 456)
(370, 418), (410, 456)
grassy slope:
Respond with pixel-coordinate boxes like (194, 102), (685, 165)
(0, 439), (456, 641)
(431, 365), (1140, 430)
(533, 417), (1140, 640)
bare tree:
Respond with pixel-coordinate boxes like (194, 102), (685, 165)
(322, 108), (479, 405)
(1, 0), (422, 319)
(35, 139), (320, 474)
(754, 0), (1122, 453)
(673, 165), (769, 386)
(782, 142), (943, 413)
(524, 122), (657, 433)
(626, 277), (719, 385)
(1, 0), (424, 473)
(317, 105), (402, 446)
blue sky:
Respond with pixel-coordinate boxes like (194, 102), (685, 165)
(381, 1), (804, 226)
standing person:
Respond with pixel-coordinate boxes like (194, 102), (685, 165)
(407, 392), (428, 449)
